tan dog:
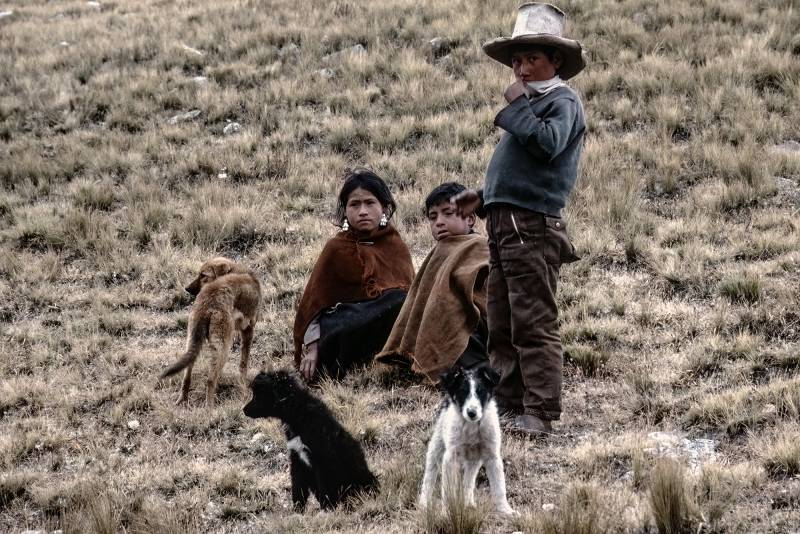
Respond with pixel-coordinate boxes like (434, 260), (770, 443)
(161, 257), (262, 407)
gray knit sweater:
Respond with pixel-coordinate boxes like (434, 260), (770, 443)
(483, 86), (585, 217)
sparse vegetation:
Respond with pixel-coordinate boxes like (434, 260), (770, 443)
(1, 0), (798, 531)
(420, 472), (487, 534)
(760, 426), (800, 479)
(518, 483), (614, 534)
(649, 459), (698, 534)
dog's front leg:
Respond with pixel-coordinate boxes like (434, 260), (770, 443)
(419, 435), (444, 509)
(290, 452), (312, 512)
(440, 449), (461, 509)
(484, 456), (516, 515)
(461, 460), (482, 507)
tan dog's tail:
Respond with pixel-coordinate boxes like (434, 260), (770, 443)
(161, 316), (209, 378)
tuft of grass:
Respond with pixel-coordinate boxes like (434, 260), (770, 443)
(72, 180), (118, 211)
(649, 459), (697, 534)
(695, 464), (738, 529)
(0, 472), (34, 510)
(571, 437), (639, 479)
(375, 455), (424, 510)
(532, 484), (605, 534)
(0, 423), (69, 469)
(28, 474), (105, 516)
(419, 471), (486, 534)
(625, 372), (670, 423)
(317, 374), (382, 446)
(718, 272), (762, 304)
(565, 344), (610, 378)
(762, 431), (800, 479)
(684, 377), (800, 434)
(98, 312), (135, 336)
(126, 497), (195, 534)
(86, 493), (120, 534)
(683, 332), (762, 378)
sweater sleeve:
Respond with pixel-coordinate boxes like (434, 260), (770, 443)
(494, 95), (578, 162)
(303, 315), (321, 345)
(474, 189), (487, 219)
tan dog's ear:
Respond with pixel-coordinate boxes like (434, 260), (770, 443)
(213, 262), (233, 278)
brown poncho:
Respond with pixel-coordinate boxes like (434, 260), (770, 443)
(293, 225), (414, 367)
(375, 233), (489, 382)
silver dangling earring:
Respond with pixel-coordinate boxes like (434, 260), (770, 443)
(342, 218), (349, 231)
(379, 213), (388, 227)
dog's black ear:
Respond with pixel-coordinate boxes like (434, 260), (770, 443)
(439, 366), (463, 392)
(478, 366), (501, 388)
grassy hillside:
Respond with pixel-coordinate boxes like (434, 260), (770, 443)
(1, 0), (799, 532)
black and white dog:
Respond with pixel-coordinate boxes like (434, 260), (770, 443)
(419, 366), (516, 515)
(243, 370), (379, 511)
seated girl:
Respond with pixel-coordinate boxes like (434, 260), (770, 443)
(293, 169), (415, 382)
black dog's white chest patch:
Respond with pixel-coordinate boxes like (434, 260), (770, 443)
(287, 435), (311, 467)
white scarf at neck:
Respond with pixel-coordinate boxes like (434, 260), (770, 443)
(526, 76), (565, 97)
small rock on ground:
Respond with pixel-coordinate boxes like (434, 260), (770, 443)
(181, 43), (205, 57)
(223, 122), (241, 135)
(323, 44), (366, 62)
(427, 37), (451, 60)
(645, 431), (716, 472)
(278, 43), (300, 58)
(770, 140), (800, 154)
(167, 109), (201, 124)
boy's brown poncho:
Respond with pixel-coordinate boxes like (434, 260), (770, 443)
(375, 233), (489, 382)
(292, 225), (414, 367)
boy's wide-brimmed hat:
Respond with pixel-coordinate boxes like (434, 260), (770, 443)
(482, 2), (586, 79)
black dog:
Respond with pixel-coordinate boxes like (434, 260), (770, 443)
(243, 370), (379, 511)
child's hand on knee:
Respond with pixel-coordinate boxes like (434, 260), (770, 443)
(300, 342), (319, 381)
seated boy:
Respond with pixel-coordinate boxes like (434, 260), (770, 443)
(375, 182), (489, 382)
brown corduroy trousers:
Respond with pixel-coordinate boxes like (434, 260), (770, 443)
(485, 205), (579, 421)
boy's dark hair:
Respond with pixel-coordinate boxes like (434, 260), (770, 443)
(336, 168), (397, 224)
(508, 44), (560, 64)
(424, 182), (467, 214)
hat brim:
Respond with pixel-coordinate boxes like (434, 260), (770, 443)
(482, 35), (586, 80)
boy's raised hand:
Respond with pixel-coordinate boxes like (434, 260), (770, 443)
(452, 189), (481, 217)
(503, 79), (529, 103)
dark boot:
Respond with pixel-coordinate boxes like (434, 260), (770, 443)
(495, 400), (522, 420)
(510, 414), (553, 436)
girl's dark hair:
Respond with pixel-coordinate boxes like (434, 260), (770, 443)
(336, 168), (397, 224)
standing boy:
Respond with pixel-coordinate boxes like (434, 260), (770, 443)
(456, 3), (586, 435)
(376, 182), (489, 382)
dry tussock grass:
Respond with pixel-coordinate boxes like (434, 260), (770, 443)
(1, 0), (799, 531)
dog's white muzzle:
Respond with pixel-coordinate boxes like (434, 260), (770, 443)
(461, 377), (483, 422)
